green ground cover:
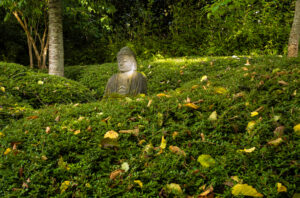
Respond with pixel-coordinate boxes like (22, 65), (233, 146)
(0, 56), (299, 197)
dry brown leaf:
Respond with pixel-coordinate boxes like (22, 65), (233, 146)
(41, 155), (48, 161)
(274, 126), (285, 137)
(87, 126), (92, 132)
(27, 115), (39, 120)
(157, 93), (171, 97)
(55, 116), (60, 122)
(254, 106), (264, 112)
(233, 92), (245, 99)
(119, 129), (139, 136)
(46, 127), (51, 134)
(172, 131), (179, 140)
(22, 182), (29, 188)
(147, 99), (152, 107)
(186, 97), (191, 103)
(198, 185), (214, 198)
(101, 116), (112, 123)
(201, 133), (205, 141)
(169, 146), (186, 156)
(278, 80), (289, 86)
(109, 169), (124, 180)
(194, 99), (204, 104)
(192, 85), (199, 90)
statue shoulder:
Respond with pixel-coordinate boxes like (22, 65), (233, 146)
(135, 71), (147, 79)
(107, 73), (119, 83)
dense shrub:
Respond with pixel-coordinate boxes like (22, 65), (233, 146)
(0, 62), (96, 108)
(0, 56), (299, 197)
(65, 63), (117, 99)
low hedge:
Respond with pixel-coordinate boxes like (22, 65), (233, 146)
(0, 62), (96, 108)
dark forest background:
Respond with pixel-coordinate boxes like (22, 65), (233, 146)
(0, 0), (294, 66)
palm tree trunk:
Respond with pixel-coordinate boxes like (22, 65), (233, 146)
(288, 0), (300, 57)
(48, 0), (64, 76)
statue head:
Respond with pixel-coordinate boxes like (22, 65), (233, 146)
(117, 47), (137, 72)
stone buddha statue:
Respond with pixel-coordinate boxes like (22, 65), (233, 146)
(104, 47), (147, 97)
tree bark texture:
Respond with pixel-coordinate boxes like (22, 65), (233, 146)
(288, 0), (300, 57)
(48, 0), (64, 76)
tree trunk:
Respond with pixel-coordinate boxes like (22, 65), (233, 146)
(27, 28), (33, 68)
(288, 0), (300, 57)
(48, 0), (64, 77)
(42, 35), (49, 69)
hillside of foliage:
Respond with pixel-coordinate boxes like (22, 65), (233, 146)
(0, 56), (299, 197)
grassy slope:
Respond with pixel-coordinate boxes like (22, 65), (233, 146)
(0, 56), (299, 197)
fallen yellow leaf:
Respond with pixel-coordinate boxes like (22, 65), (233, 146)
(208, 111), (217, 121)
(60, 181), (70, 194)
(239, 147), (256, 153)
(74, 130), (81, 135)
(4, 148), (11, 155)
(134, 180), (143, 188)
(197, 154), (216, 168)
(200, 75), (208, 82)
(166, 183), (183, 195)
(231, 176), (243, 183)
(157, 93), (170, 97)
(294, 124), (300, 136)
(214, 87), (228, 94)
(121, 162), (130, 172)
(251, 111), (259, 117)
(268, 138), (283, 146)
(41, 155), (48, 161)
(232, 184), (263, 197)
(139, 139), (146, 145)
(247, 121), (256, 133)
(192, 85), (199, 89)
(0, 132), (4, 137)
(104, 130), (119, 139)
(160, 136), (167, 149)
(172, 131), (179, 140)
(0, 87), (5, 92)
(184, 103), (199, 109)
(277, 183), (287, 193)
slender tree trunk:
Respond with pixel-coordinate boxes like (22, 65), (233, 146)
(42, 36), (49, 69)
(27, 27), (33, 68)
(48, 0), (64, 77)
(288, 0), (300, 57)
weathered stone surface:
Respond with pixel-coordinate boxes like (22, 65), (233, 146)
(104, 47), (147, 96)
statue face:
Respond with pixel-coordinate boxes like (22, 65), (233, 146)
(118, 55), (137, 72)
